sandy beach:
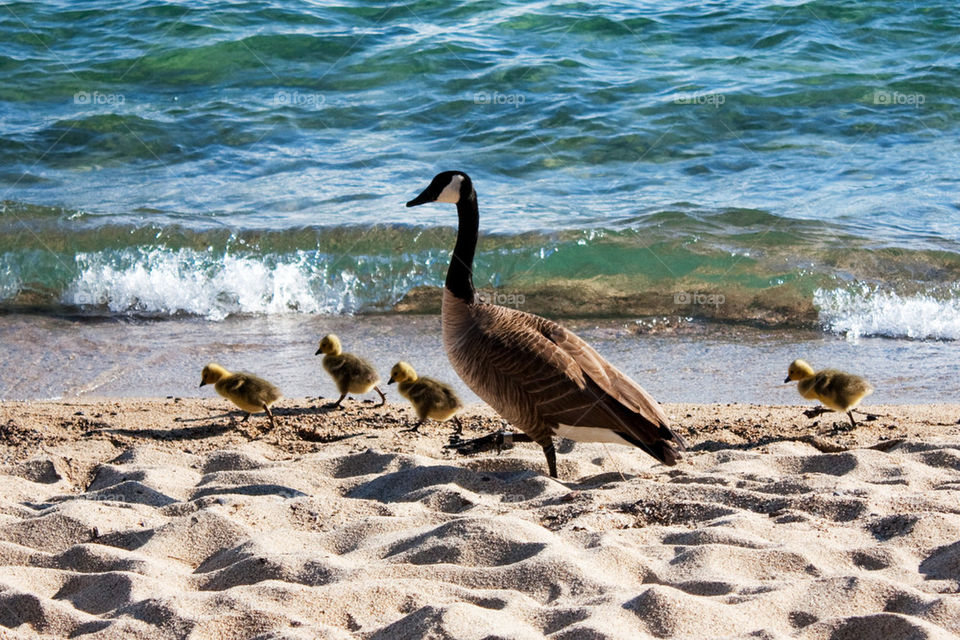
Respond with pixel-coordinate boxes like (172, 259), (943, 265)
(0, 398), (957, 639)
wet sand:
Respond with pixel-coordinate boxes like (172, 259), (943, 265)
(0, 398), (958, 638)
(0, 313), (957, 404)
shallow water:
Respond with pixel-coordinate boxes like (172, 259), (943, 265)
(1, 313), (954, 404)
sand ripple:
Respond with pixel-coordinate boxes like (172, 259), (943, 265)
(0, 401), (958, 638)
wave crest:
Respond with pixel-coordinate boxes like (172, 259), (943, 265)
(815, 286), (960, 341)
(64, 249), (418, 320)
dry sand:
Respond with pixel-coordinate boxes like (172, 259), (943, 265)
(0, 398), (958, 639)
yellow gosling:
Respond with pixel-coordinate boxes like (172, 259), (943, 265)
(315, 334), (386, 408)
(785, 359), (874, 428)
(200, 363), (282, 429)
(388, 361), (463, 432)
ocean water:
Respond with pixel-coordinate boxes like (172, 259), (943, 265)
(0, 1), (958, 400)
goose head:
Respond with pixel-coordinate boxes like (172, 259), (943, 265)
(406, 171), (473, 207)
(315, 334), (342, 356)
(784, 359), (815, 383)
(388, 361), (417, 385)
(200, 363), (229, 387)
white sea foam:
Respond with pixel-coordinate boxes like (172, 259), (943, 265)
(814, 285), (960, 341)
(64, 248), (423, 320)
(0, 254), (21, 301)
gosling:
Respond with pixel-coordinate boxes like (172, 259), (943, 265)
(388, 361), (463, 432)
(784, 359), (874, 428)
(199, 363), (282, 429)
(315, 334), (386, 408)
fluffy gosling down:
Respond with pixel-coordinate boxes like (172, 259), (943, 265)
(315, 334), (386, 408)
(785, 359), (874, 427)
(388, 361), (463, 432)
(199, 363), (282, 428)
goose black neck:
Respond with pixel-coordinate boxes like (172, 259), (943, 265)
(446, 190), (478, 303)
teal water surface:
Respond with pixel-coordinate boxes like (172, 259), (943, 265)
(1, 0), (959, 338)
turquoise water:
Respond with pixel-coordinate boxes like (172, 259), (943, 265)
(1, 0), (959, 339)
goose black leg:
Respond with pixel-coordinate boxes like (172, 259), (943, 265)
(541, 439), (558, 478)
(847, 411), (857, 428)
(374, 386), (387, 407)
(264, 405), (276, 429)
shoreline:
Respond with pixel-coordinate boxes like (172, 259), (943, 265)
(1, 313), (957, 404)
(2, 397), (957, 466)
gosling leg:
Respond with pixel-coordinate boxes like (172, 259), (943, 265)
(373, 385), (387, 407)
(264, 405), (276, 429)
(325, 393), (347, 409)
(847, 411), (858, 428)
(403, 419), (426, 433)
(452, 415), (464, 436)
(241, 412), (251, 423)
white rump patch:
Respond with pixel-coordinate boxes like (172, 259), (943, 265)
(555, 424), (632, 446)
(436, 174), (463, 203)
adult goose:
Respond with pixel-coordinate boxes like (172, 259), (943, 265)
(406, 171), (686, 478)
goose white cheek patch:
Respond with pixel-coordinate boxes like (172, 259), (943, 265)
(436, 174), (463, 203)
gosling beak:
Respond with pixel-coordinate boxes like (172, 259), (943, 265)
(783, 376), (791, 383)
(388, 375), (396, 385)
(406, 186), (435, 207)
(199, 381), (206, 388)
(314, 348), (322, 356)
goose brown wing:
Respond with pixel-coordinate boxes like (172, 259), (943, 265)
(475, 305), (685, 460)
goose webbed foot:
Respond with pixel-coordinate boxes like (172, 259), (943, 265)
(324, 393), (347, 410)
(402, 419), (425, 433)
(850, 409), (879, 421)
(444, 430), (532, 454)
(803, 406), (829, 419)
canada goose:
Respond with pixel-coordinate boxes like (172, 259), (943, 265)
(315, 334), (386, 408)
(388, 361), (463, 432)
(199, 363), (282, 428)
(406, 171), (686, 478)
(785, 359), (874, 428)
